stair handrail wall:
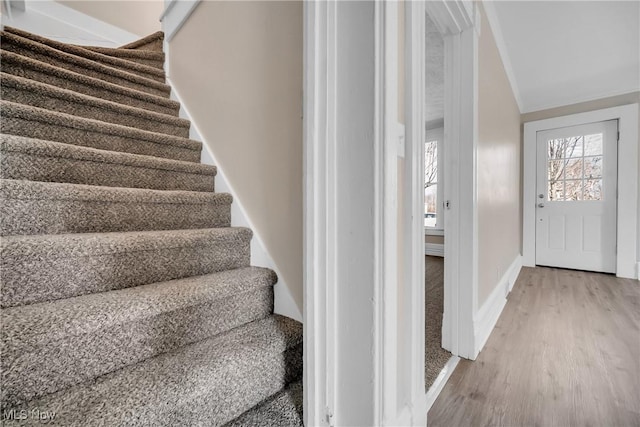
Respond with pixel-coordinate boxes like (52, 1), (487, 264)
(160, 1), (303, 322)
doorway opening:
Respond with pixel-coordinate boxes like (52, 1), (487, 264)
(423, 9), (455, 396)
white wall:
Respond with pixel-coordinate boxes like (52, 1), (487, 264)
(477, 3), (522, 306)
(1, 0), (140, 46)
(167, 1), (303, 318)
(57, 0), (163, 37)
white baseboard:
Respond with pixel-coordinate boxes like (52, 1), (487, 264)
(474, 255), (522, 356)
(425, 243), (444, 257)
(637, 262), (640, 281)
(425, 355), (460, 412)
(167, 78), (302, 323)
(1, 0), (137, 46)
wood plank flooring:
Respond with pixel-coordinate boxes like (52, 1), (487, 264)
(428, 266), (640, 427)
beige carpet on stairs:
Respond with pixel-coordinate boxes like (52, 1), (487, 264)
(425, 255), (453, 390)
(0, 26), (302, 426)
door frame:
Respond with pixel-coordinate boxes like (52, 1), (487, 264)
(523, 104), (639, 279)
(423, 1), (479, 360)
(303, 0), (479, 425)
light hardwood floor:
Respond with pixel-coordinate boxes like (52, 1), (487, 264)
(428, 266), (640, 427)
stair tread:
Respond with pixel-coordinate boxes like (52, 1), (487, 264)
(2, 26), (165, 81)
(3, 266), (276, 350)
(1, 73), (190, 131)
(0, 31), (170, 95)
(224, 381), (303, 427)
(0, 50), (179, 114)
(1, 101), (200, 151)
(78, 44), (164, 61)
(1, 226), (252, 259)
(0, 179), (231, 204)
(1, 267), (277, 408)
(2, 315), (302, 427)
(0, 135), (215, 176)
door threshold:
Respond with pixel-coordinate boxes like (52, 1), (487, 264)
(425, 355), (460, 412)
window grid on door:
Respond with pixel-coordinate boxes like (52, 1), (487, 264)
(547, 133), (603, 201)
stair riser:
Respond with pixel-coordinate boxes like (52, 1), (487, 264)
(224, 381), (303, 427)
(1, 42), (170, 97)
(2, 287), (274, 409)
(1, 84), (190, 138)
(1, 57), (178, 115)
(3, 344), (302, 427)
(0, 151), (214, 192)
(0, 198), (231, 235)
(1, 116), (201, 163)
(1, 233), (252, 308)
(168, 344), (304, 427)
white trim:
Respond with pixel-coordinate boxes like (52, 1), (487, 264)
(637, 262), (640, 281)
(523, 104), (639, 279)
(160, 0), (201, 42)
(474, 255), (522, 355)
(1, 0), (138, 46)
(405, 2), (429, 426)
(166, 78), (303, 324)
(522, 88), (640, 115)
(425, 356), (460, 412)
(303, 1), (335, 424)
(425, 228), (445, 236)
(440, 4), (479, 361)
(481, 1), (524, 112)
(378, 1), (401, 423)
(425, 243), (445, 257)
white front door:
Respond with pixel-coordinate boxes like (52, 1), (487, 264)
(535, 120), (618, 273)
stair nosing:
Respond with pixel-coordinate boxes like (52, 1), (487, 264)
(1, 31), (171, 93)
(1, 73), (190, 129)
(0, 136), (215, 176)
(0, 50), (179, 111)
(79, 45), (165, 60)
(2, 267), (276, 347)
(3, 26), (165, 79)
(0, 227), (253, 259)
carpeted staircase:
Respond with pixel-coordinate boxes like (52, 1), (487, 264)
(0, 26), (303, 426)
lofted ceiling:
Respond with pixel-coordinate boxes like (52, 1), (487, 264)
(485, 1), (640, 113)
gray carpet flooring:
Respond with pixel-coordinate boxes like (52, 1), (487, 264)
(0, 26), (302, 426)
(425, 255), (452, 390)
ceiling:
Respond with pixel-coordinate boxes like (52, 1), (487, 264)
(425, 11), (444, 126)
(487, 1), (640, 113)
(426, 2), (640, 118)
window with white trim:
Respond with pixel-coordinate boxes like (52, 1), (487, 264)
(425, 127), (444, 230)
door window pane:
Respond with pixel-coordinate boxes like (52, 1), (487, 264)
(546, 133), (604, 202)
(564, 158), (583, 180)
(549, 180), (564, 201)
(584, 179), (602, 200)
(584, 156), (602, 178)
(565, 180), (582, 201)
(583, 134), (603, 155)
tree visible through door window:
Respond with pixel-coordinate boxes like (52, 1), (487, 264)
(547, 133), (603, 201)
(425, 140), (438, 227)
